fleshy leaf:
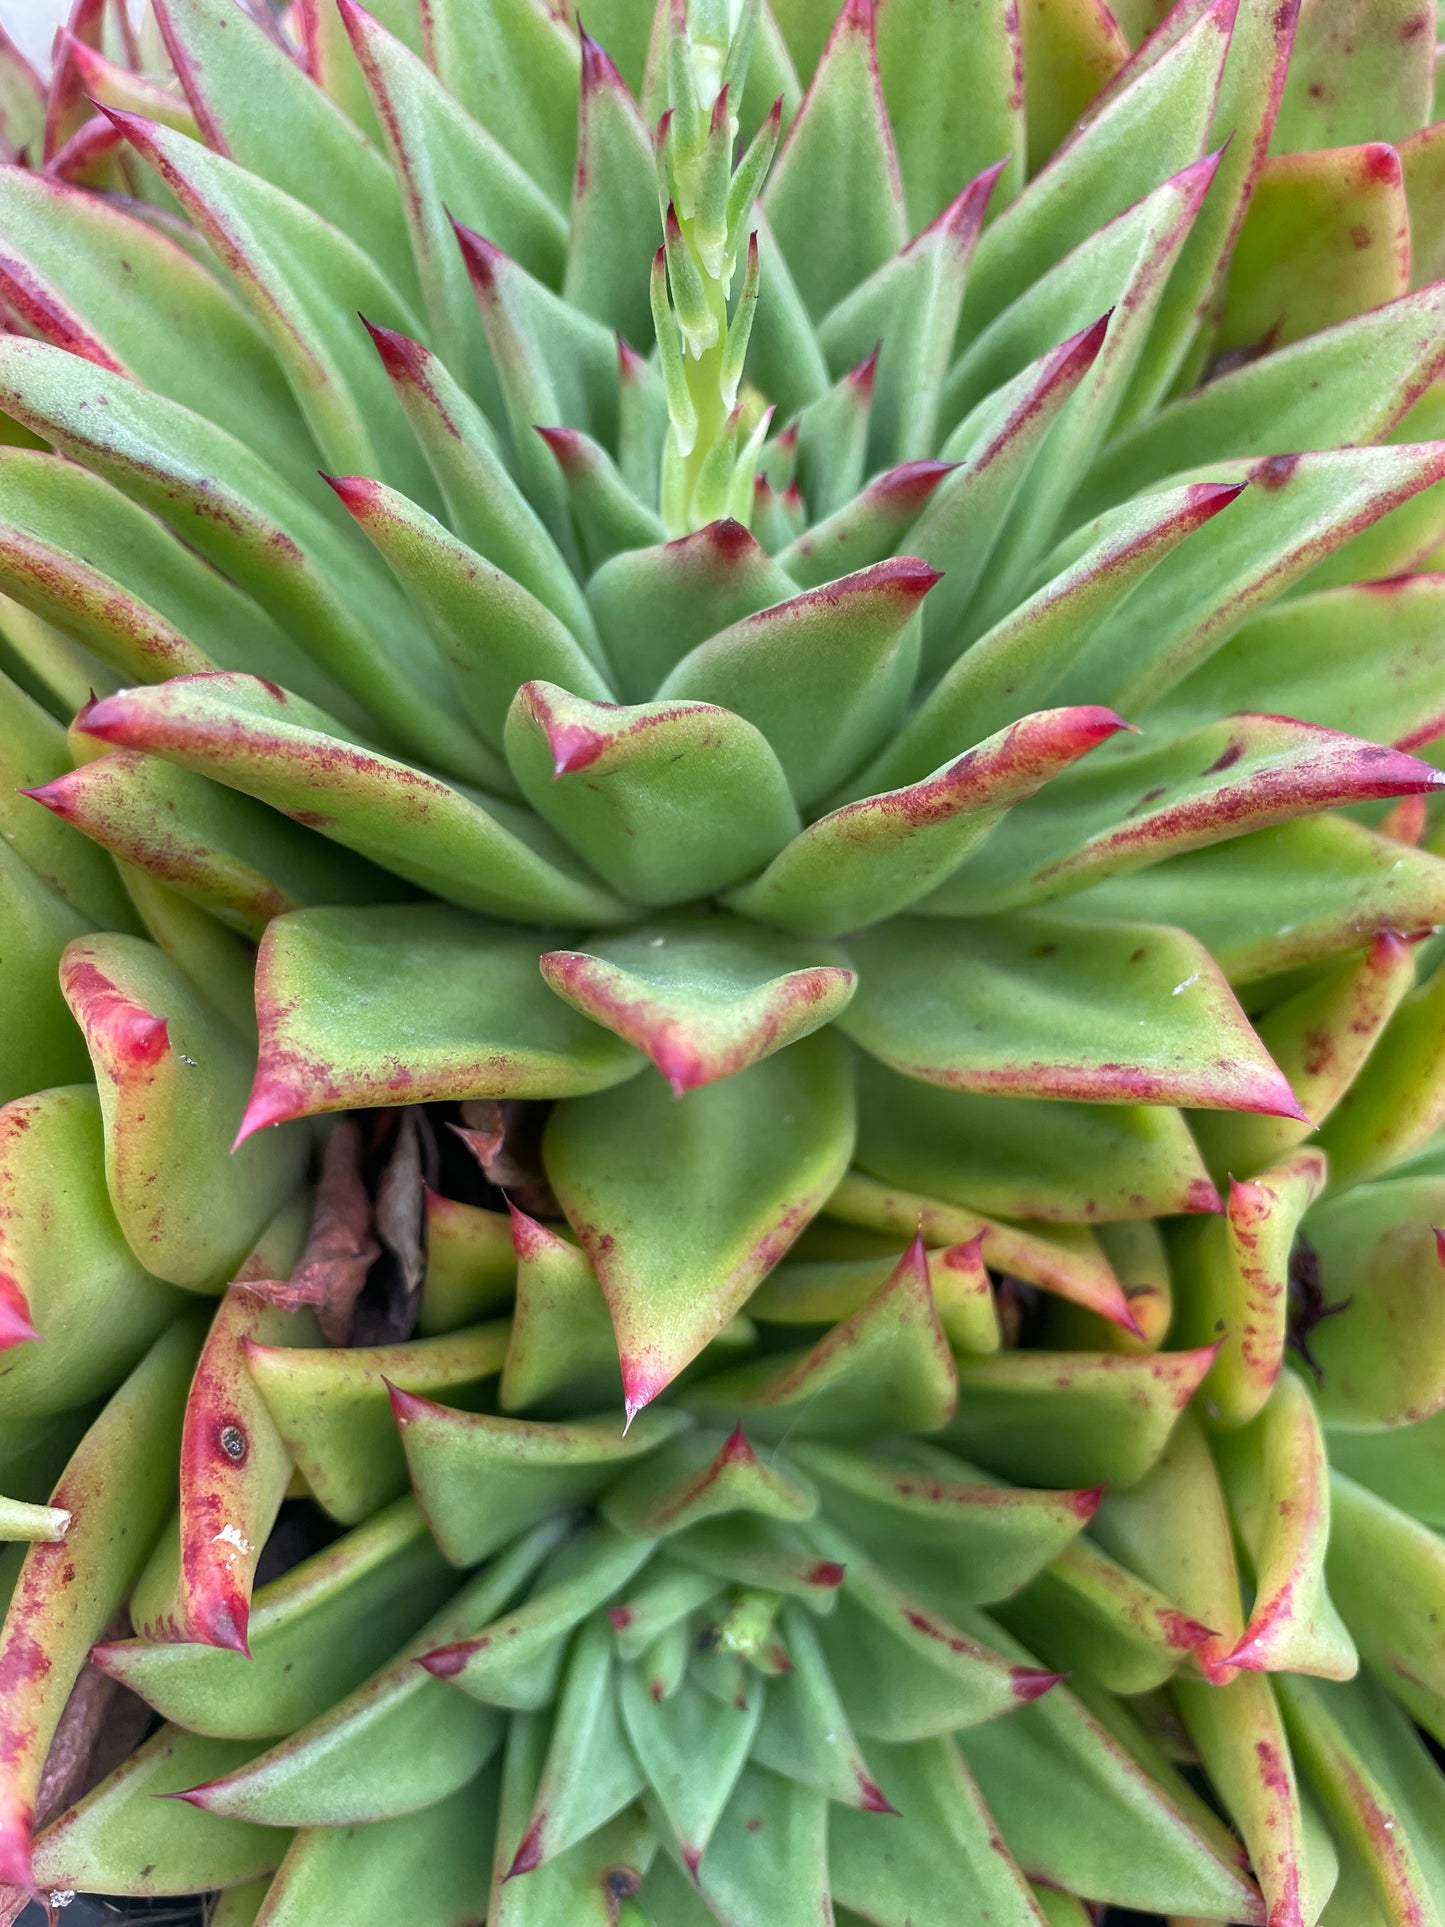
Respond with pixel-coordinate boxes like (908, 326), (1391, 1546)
(1299, 1176), (1445, 1428)
(853, 1055), (1221, 1226)
(1272, 0), (1434, 151)
(30, 1726), (291, 1899)
(535, 425), (668, 570)
(603, 1425), (818, 1539)
(683, 1237), (958, 1437)
(586, 517), (798, 702)
(92, 1497), (456, 1739)
(420, 1194), (517, 1340)
(943, 1346), (1219, 1490)
(787, 1437), (1095, 1606)
(393, 1394), (685, 1564)
(241, 905), (640, 1138)
(1315, 953), (1445, 1188)
(499, 1209), (618, 1414)
(763, 0), (907, 318)
(728, 706), (1125, 938)
(750, 1237), (1002, 1355)
(1218, 144), (1411, 355)
(244, 1322), (509, 1524)
(0, 1086), (186, 1418)
(506, 683), (801, 905)
(540, 912), (853, 1093)
(840, 912), (1301, 1114)
(1169, 1150), (1329, 1428)
(0, 845), (100, 1109)
(1327, 1473), (1445, 1747)
(563, 32), (657, 345)
(925, 714), (1445, 915)
(1215, 1370), (1357, 1679)
(544, 1031), (855, 1416)
(60, 933), (307, 1290)
(656, 556), (939, 809)
(181, 1524), (564, 1826)
(876, 0), (1023, 227)
(0, 1315), (205, 1889)
(78, 676), (630, 927)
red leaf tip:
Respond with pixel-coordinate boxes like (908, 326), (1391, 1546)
(1010, 1665), (1067, 1702)
(505, 1814), (546, 1880)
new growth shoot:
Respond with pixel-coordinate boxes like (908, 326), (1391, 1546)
(652, 0), (780, 534)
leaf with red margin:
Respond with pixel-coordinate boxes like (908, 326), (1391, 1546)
(0, 1313), (205, 1892)
(1298, 1177), (1445, 1429)
(1216, 1372), (1356, 1681)
(750, 1237), (1002, 1355)
(175, 1522), (565, 1828)
(1272, 0), (1433, 152)
(419, 1193), (516, 1339)
(0, 342), (485, 780)
(1169, 1149), (1329, 1429)
(1145, 574), (1445, 755)
(154, 0), (417, 295)
(959, 1611), (1269, 1920)
(322, 474), (612, 750)
(858, 481), (1244, 792)
(994, 1534), (1218, 1697)
(752, 1603), (891, 1815)
(791, 346), (878, 523)
(544, 1032), (855, 1419)
(1086, 283), (1445, 511)
(911, 317), (1110, 671)
(586, 517), (798, 702)
(774, 459), (952, 594)
(242, 904), (639, 1142)
(534, 425), (667, 572)
(1018, 0), (1129, 170)
(763, 0), (907, 318)
(1063, 812), (1445, 985)
(94, 1498), (457, 1744)
(421, 0), (579, 208)
(1279, 1669), (1445, 1927)
(26, 750), (396, 938)
(503, 1615), (642, 1879)
(1061, 442), (1445, 715)
(786, 1436), (1096, 1607)
(102, 106), (436, 511)
(77, 676), (627, 926)
(540, 913), (853, 1094)
(1401, 114), (1445, 289)
(841, 911), (1301, 1115)
(0, 1087), (185, 1414)
(946, 1347), (1221, 1491)
(338, 0), (567, 382)
(0, 170), (315, 485)
(0, 449), (344, 708)
(562, 29), (657, 347)
(657, 556), (939, 808)
(0, 25), (42, 162)
(824, 1169), (1139, 1330)
(244, 1321), (510, 1525)
(853, 1054), (1222, 1226)
(876, 0), (1022, 228)
(499, 1208), (618, 1415)
(809, 1521), (1062, 1741)
(361, 320), (595, 653)
(60, 934), (307, 1292)
(150, 1201), (316, 1657)
(27, 1726), (291, 1900)
(1315, 953), (1445, 1188)
(1193, 932), (1416, 1181)
(1219, 143), (1410, 356)
(928, 715), (1445, 915)
(451, 219), (618, 557)
(1327, 1473), (1445, 1748)
(622, 1662), (762, 1884)
(818, 163), (1003, 467)
(602, 1426), (817, 1540)
(974, 153), (1228, 599)
(418, 1523), (651, 1712)
(730, 706), (1125, 938)
(0, 852), (106, 1115)
(962, 0), (1231, 338)
(394, 1394), (685, 1565)
(683, 1237), (957, 1439)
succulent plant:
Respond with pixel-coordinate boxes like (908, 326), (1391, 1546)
(5, 0), (1445, 1921)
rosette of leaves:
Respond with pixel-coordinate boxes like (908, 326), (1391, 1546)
(5, 0), (1445, 1921)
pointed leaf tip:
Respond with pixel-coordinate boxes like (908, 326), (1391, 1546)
(578, 25), (624, 93)
(849, 343), (882, 394)
(1010, 1666), (1066, 1702)
(0, 1275), (39, 1350)
(506, 1815), (546, 1880)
